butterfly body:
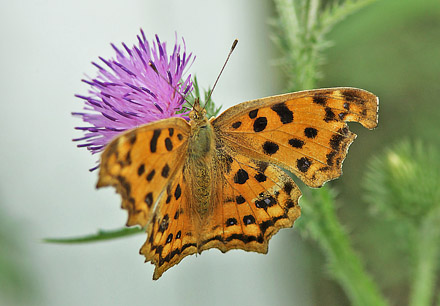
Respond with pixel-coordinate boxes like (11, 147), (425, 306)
(186, 101), (216, 219)
(97, 87), (378, 279)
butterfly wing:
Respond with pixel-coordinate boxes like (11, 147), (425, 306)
(97, 117), (197, 279)
(212, 87), (378, 188)
(97, 87), (378, 279)
(198, 149), (301, 254)
(194, 87), (378, 254)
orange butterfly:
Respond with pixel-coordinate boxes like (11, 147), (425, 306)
(97, 87), (378, 279)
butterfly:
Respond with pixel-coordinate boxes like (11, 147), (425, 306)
(97, 87), (378, 279)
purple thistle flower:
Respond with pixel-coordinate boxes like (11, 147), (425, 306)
(73, 30), (194, 169)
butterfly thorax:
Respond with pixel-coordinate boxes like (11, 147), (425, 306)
(186, 100), (216, 221)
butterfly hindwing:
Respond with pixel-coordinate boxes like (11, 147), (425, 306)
(139, 170), (198, 280)
(98, 117), (199, 279)
(197, 148), (301, 254)
(213, 87), (378, 188)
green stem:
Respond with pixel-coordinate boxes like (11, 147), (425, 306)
(300, 187), (389, 306)
(43, 227), (144, 244)
(272, 1), (388, 304)
(409, 209), (440, 306)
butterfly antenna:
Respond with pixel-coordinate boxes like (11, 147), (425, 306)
(204, 39), (238, 110)
(148, 61), (194, 109)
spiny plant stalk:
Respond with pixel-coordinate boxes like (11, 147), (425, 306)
(409, 211), (440, 306)
(272, 0), (387, 305)
(364, 140), (440, 306)
(298, 188), (388, 306)
(271, 0), (377, 91)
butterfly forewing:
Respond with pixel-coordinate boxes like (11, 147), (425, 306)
(213, 88), (378, 187)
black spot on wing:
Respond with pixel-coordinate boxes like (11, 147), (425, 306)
(342, 90), (362, 103)
(243, 215), (256, 225)
(174, 209), (180, 219)
(145, 192), (153, 207)
(313, 95), (327, 106)
(262, 141), (279, 155)
(283, 182), (293, 194)
(253, 117), (267, 132)
(255, 194), (276, 209)
(304, 127), (318, 139)
(159, 214), (169, 233)
(271, 102), (293, 124)
(174, 184), (182, 200)
(234, 169), (249, 184)
(236, 195), (245, 204)
(255, 161), (268, 173)
(166, 233), (173, 244)
(161, 164), (170, 178)
(324, 107), (336, 122)
(254, 173), (267, 182)
(297, 157), (312, 172)
(165, 137), (173, 151)
(326, 151), (337, 166)
(146, 169), (155, 181)
(232, 121), (241, 129)
(285, 199), (295, 208)
(150, 129), (161, 153)
(226, 218), (238, 227)
(289, 138), (304, 148)
(330, 133), (345, 150)
(137, 164), (145, 176)
(249, 109), (258, 119)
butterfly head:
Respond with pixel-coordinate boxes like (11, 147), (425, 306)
(189, 97), (208, 125)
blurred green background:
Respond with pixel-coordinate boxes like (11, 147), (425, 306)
(1, 0), (439, 305)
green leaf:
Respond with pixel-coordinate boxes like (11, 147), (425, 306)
(43, 227), (144, 244)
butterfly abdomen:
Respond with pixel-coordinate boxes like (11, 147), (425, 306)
(186, 121), (216, 218)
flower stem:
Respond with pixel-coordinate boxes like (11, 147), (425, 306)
(273, 0), (387, 304)
(409, 209), (440, 306)
(43, 227), (143, 244)
(300, 187), (389, 306)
